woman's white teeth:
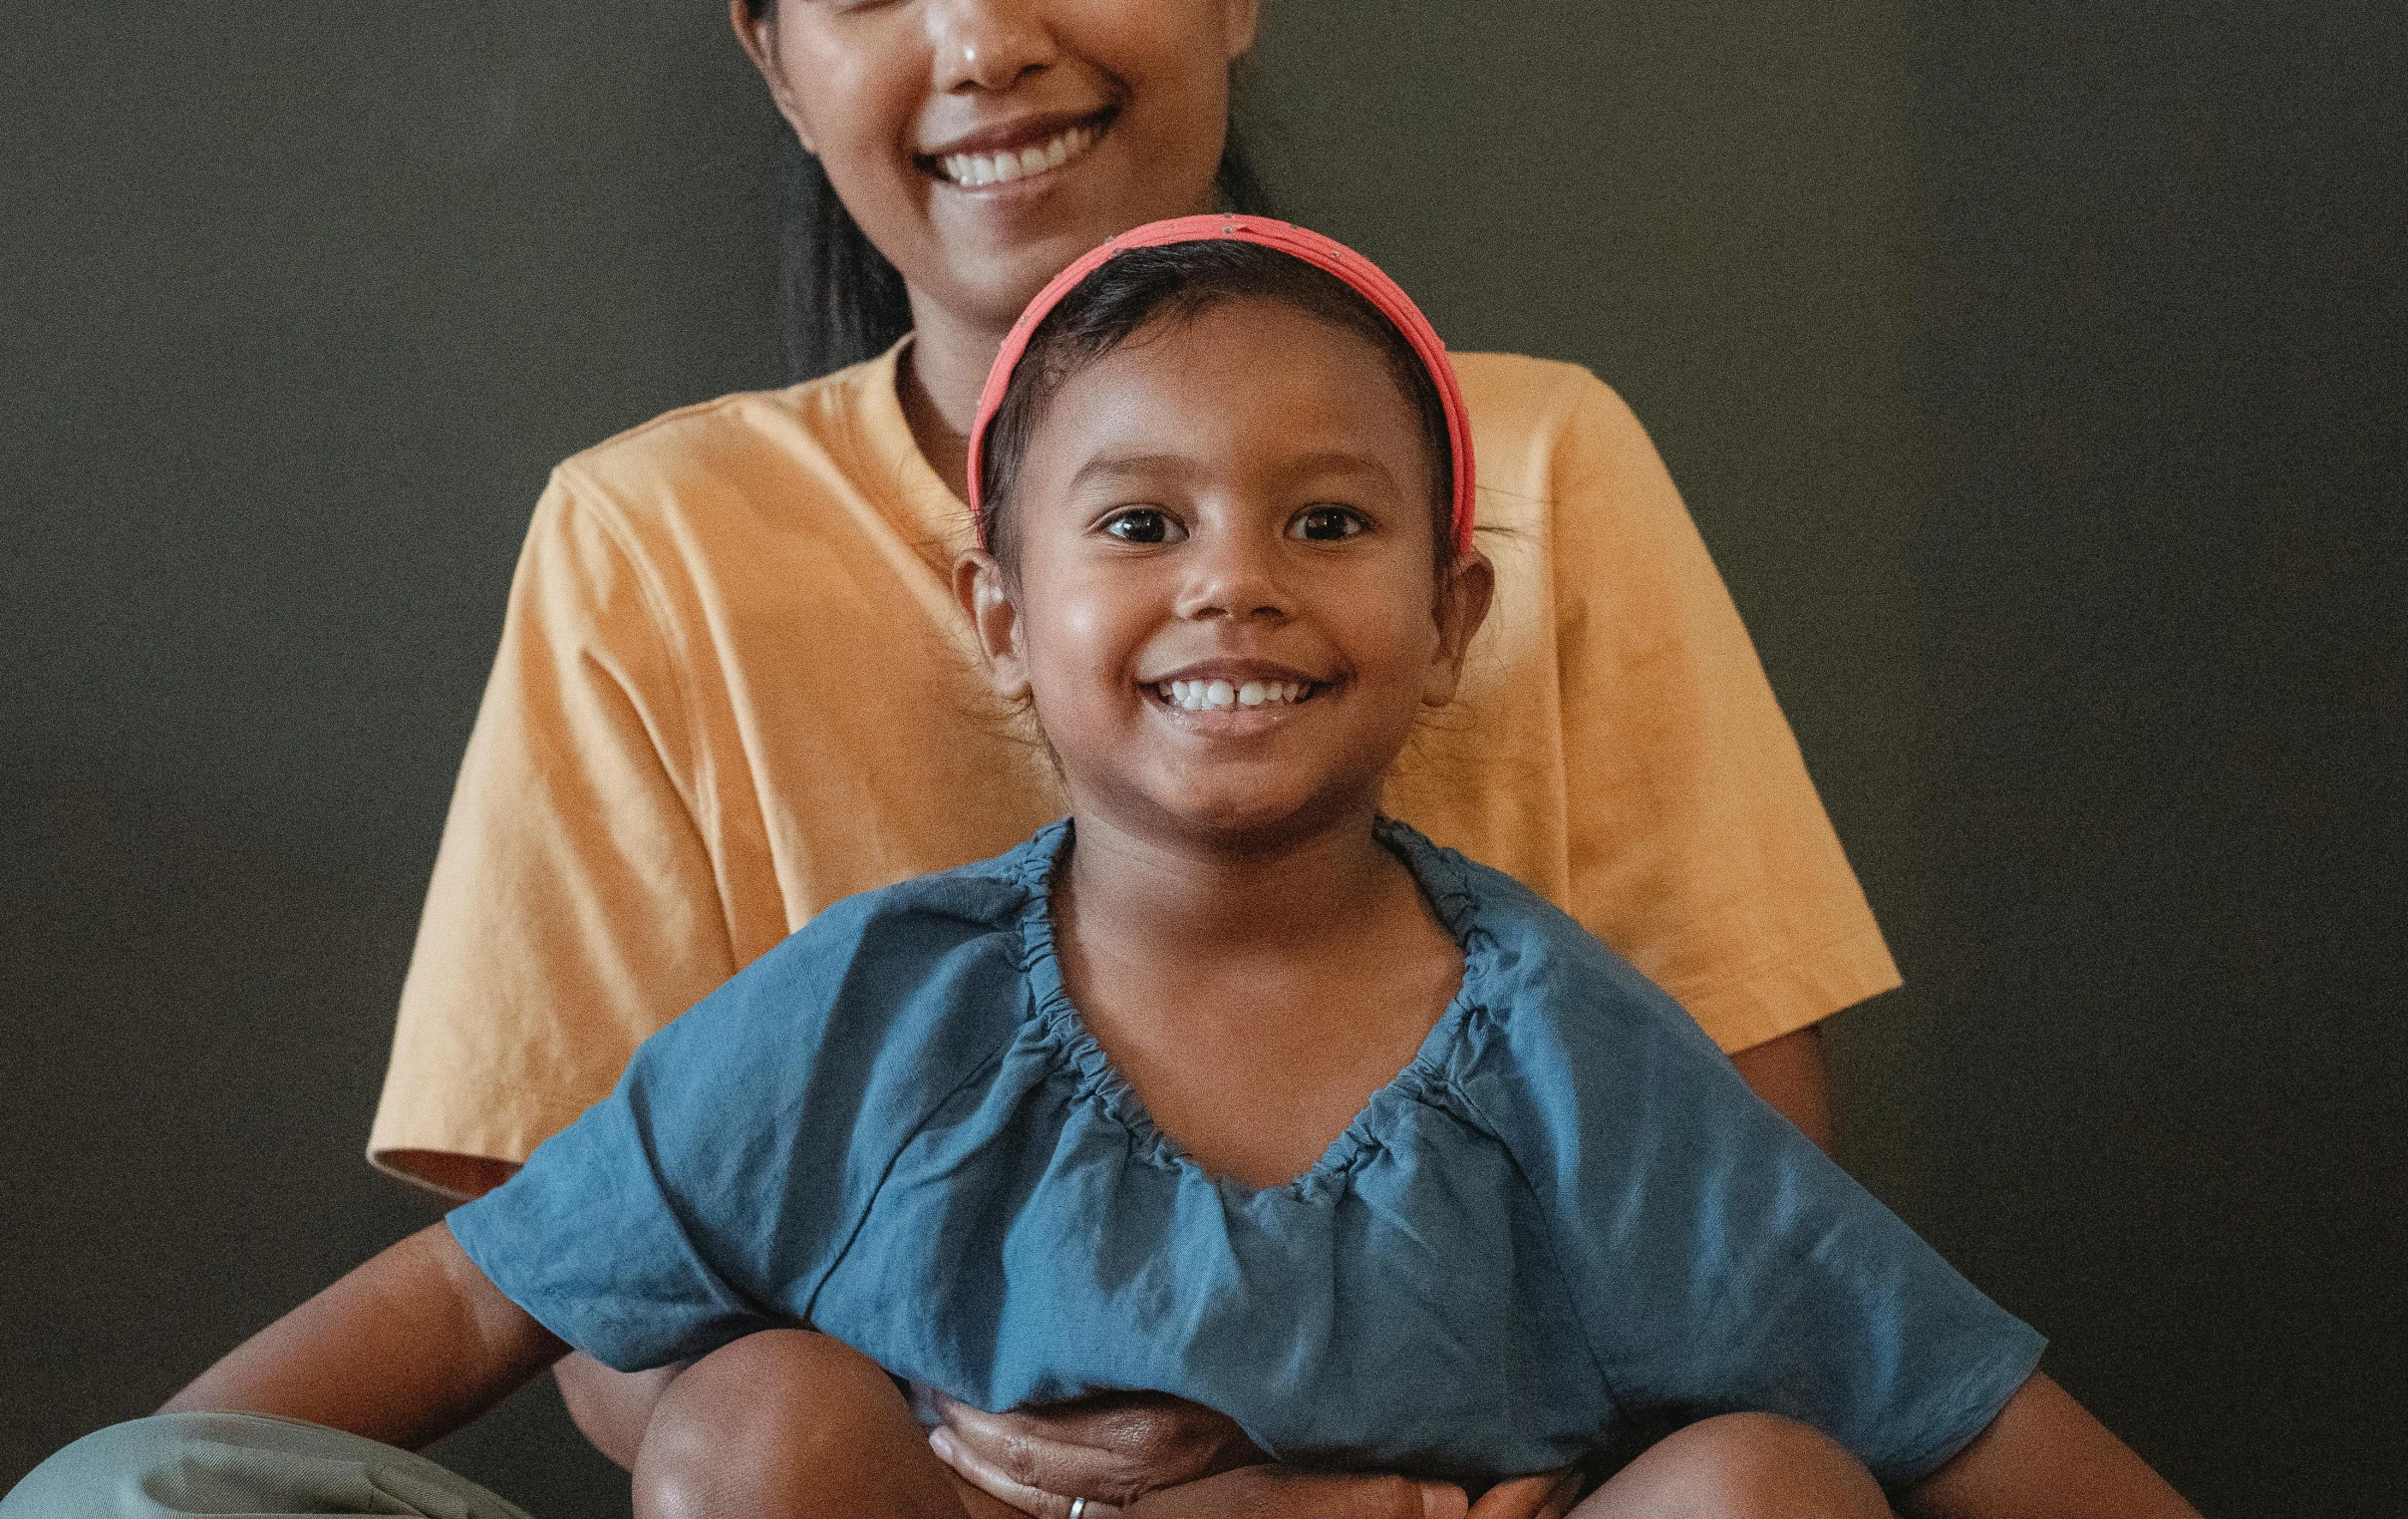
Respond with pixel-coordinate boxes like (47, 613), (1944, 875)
(942, 123), (1096, 186)
(1160, 679), (1313, 711)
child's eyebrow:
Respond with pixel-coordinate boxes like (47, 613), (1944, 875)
(1067, 452), (1201, 492)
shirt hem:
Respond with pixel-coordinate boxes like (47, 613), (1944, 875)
(366, 1087), (600, 1200)
(1668, 923), (1903, 1054)
(1877, 1329), (2048, 1490)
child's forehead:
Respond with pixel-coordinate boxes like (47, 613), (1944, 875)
(1058, 298), (1418, 401)
(1038, 307), (1432, 439)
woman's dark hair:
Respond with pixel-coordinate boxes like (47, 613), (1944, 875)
(746, 0), (1279, 383)
(976, 240), (1456, 574)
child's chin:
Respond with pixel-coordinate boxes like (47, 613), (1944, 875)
(1151, 778), (1364, 841)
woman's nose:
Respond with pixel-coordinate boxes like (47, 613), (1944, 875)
(925, 0), (1059, 94)
(1175, 529), (1291, 624)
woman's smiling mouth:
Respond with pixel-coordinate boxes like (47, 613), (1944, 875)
(923, 110), (1115, 188)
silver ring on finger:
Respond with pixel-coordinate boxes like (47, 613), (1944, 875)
(1067, 1498), (1086, 1519)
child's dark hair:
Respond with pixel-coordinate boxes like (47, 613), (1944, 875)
(976, 240), (1457, 575)
(741, 0), (1279, 383)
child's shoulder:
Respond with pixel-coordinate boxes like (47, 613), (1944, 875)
(761, 824), (1058, 993)
(1392, 822), (1771, 1163)
(662, 824), (1061, 1067)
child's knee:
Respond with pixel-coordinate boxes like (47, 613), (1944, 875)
(1577, 1413), (1888, 1519)
(645, 1329), (904, 1461)
(634, 1331), (935, 1519)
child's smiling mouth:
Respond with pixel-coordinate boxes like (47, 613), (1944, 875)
(1143, 663), (1334, 721)
(1156, 677), (1321, 712)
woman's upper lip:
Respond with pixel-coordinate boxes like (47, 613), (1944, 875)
(1142, 659), (1329, 688)
(916, 106), (1112, 160)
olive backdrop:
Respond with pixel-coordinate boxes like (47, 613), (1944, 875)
(4, 3), (2401, 1513)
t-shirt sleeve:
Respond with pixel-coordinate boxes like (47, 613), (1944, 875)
(1465, 949), (2043, 1487)
(1543, 373), (1901, 1050)
(368, 471), (739, 1193)
(444, 920), (873, 1372)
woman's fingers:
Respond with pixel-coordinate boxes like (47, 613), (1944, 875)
(1538, 1468), (1585, 1519)
(920, 1388), (1488, 1519)
(924, 1384), (1262, 1503)
(1416, 1478), (1471, 1519)
(930, 1423), (1122, 1519)
(927, 1388), (1086, 1495)
(1464, 1470), (1583, 1519)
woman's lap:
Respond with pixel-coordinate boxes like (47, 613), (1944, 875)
(0, 1411), (536, 1519)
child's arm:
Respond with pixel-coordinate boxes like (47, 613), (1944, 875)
(1899, 1371), (2198, 1519)
(160, 1221), (568, 1451)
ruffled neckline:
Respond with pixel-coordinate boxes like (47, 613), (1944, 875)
(1006, 818), (1493, 1204)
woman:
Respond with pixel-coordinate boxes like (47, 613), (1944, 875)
(368, 0), (1901, 1507)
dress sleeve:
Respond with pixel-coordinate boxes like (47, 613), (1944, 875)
(1544, 375), (1901, 1050)
(368, 471), (739, 1193)
(1462, 955), (2044, 1488)
(443, 930), (848, 1372)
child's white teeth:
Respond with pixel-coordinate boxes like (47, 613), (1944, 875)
(941, 123), (1098, 187)
(1158, 679), (1314, 712)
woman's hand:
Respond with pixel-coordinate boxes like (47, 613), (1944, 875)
(925, 1386), (1582, 1519)
(941, 1462), (1582, 1519)
(923, 1385), (1265, 1508)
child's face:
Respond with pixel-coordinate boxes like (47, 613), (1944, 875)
(960, 298), (1493, 846)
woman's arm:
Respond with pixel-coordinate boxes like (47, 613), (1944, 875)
(1899, 1372), (2199, 1519)
(162, 1221), (568, 1451)
(1725, 1025), (1836, 1151)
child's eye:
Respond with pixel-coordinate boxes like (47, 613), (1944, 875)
(1099, 508), (1184, 545)
(1292, 505), (1369, 542)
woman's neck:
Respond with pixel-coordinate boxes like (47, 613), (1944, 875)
(896, 295), (1012, 502)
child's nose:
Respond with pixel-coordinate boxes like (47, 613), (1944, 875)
(1174, 529), (1289, 623)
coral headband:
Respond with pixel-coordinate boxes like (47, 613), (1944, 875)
(966, 214), (1477, 556)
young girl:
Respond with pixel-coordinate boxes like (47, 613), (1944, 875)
(6, 220), (2198, 1519)
(383, 0), (1892, 1479)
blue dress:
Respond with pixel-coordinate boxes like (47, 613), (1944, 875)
(449, 819), (2041, 1488)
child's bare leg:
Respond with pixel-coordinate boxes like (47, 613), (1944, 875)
(1571, 1414), (1889, 1519)
(633, 1330), (970, 1519)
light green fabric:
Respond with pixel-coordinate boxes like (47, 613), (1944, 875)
(0, 1412), (537, 1519)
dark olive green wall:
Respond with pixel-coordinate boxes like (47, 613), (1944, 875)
(5, 3), (2400, 1513)
(1888, 8), (2406, 1499)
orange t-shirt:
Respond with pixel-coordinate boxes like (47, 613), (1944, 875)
(368, 342), (1898, 1194)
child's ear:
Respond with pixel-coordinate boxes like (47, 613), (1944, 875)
(955, 549), (1032, 701)
(1421, 549), (1496, 708)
